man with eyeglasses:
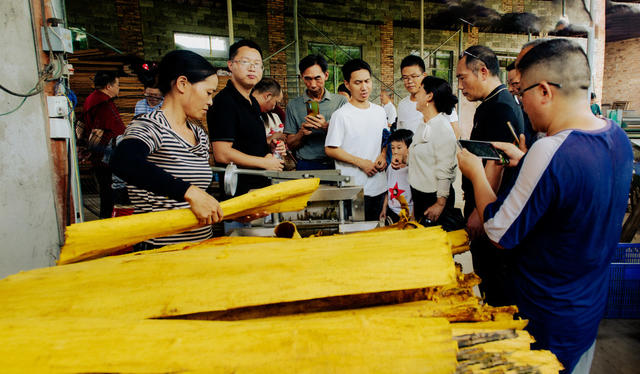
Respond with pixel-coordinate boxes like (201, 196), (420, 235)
(456, 45), (524, 308)
(397, 55), (460, 139)
(134, 83), (163, 116)
(507, 61), (537, 149)
(458, 38), (632, 374)
(208, 39), (284, 200)
(284, 54), (347, 170)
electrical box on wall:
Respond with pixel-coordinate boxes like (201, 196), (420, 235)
(41, 26), (73, 53)
(47, 96), (69, 118)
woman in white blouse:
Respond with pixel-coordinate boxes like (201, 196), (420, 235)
(408, 76), (459, 226)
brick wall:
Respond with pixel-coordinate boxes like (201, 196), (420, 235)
(138, 0), (268, 62)
(115, 0), (144, 58)
(603, 37), (640, 112)
(380, 19), (394, 92)
(267, 0), (288, 101)
(65, 0), (120, 50)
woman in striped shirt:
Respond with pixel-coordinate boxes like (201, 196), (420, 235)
(111, 50), (223, 248)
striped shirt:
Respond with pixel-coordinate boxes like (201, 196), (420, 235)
(123, 110), (214, 245)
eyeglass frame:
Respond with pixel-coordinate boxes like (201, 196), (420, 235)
(517, 81), (562, 97)
(462, 50), (490, 70)
(232, 59), (264, 70)
(401, 73), (425, 82)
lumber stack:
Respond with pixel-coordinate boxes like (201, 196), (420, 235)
(0, 215), (562, 371)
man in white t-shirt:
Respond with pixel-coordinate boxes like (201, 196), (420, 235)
(380, 88), (397, 127)
(325, 59), (388, 221)
(397, 55), (461, 139)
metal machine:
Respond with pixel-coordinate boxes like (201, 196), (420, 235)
(212, 164), (379, 236)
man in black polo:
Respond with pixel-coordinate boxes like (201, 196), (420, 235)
(208, 39), (283, 198)
(456, 45), (524, 307)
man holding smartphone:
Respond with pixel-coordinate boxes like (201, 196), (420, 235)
(458, 39), (632, 374)
(285, 54), (347, 170)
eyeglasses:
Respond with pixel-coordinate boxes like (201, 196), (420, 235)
(517, 81), (562, 97)
(233, 59), (264, 70)
(401, 74), (423, 82)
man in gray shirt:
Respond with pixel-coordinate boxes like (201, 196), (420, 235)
(285, 54), (347, 170)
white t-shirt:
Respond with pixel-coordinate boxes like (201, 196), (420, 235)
(383, 102), (397, 125)
(325, 102), (387, 197)
(387, 166), (413, 215)
(397, 96), (458, 135)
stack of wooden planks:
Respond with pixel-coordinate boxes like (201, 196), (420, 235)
(69, 49), (142, 125)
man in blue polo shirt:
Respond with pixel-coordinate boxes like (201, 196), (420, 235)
(285, 54), (347, 170)
(458, 39), (633, 373)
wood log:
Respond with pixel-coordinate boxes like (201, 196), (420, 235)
(58, 178), (321, 264)
(0, 227), (456, 320)
(0, 316), (457, 373)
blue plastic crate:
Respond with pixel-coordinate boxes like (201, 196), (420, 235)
(604, 243), (640, 319)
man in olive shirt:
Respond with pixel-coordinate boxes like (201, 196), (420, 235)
(285, 54), (347, 170)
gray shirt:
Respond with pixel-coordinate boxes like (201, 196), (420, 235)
(284, 90), (347, 161)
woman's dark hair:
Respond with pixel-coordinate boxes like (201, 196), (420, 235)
(337, 83), (350, 96)
(157, 50), (216, 95)
(389, 129), (414, 147)
(420, 76), (458, 115)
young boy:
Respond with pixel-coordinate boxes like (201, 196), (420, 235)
(381, 129), (414, 223)
(325, 59), (388, 221)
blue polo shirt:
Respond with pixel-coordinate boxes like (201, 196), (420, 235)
(483, 120), (633, 372)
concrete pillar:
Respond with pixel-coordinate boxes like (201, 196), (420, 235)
(0, 0), (62, 277)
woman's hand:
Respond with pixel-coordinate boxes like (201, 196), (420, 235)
(424, 197), (446, 222)
(184, 185), (224, 226)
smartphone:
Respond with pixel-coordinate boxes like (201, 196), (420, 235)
(306, 101), (319, 116)
(458, 140), (509, 163)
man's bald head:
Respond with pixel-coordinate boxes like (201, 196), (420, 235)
(517, 39), (590, 98)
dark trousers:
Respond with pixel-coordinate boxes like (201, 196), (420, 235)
(364, 192), (386, 221)
(411, 185), (455, 224)
(94, 164), (114, 219)
(470, 235), (517, 307)
(296, 159), (334, 171)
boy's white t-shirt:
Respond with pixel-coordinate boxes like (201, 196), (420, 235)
(397, 96), (458, 134)
(325, 102), (387, 197)
(386, 166), (413, 215)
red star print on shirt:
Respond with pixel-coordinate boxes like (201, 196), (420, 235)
(389, 182), (405, 200)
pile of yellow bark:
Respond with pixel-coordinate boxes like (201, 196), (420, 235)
(0, 227), (561, 373)
(0, 180), (562, 372)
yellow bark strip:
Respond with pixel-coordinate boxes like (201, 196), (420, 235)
(0, 316), (457, 373)
(451, 320), (529, 332)
(0, 228), (456, 320)
(58, 178), (320, 265)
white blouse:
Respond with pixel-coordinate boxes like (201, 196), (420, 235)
(407, 112), (458, 197)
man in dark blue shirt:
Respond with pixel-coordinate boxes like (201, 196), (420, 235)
(458, 39), (633, 374)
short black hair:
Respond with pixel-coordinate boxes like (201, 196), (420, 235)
(517, 38), (590, 95)
(157, 50), (217, 95)
(94, 71), (118, 89)
(400, 55), (426, 72)
(253, 77), (281, 96)
(299, 54), (328, 75)
(337, 83), (350, 96)
(421, 76), (458, 115)
(341, 59), (371, 82)
(506, 62), (516, 72)
(389, 129), (414, 147)
(229, 39), (262, 60)
(461, 45), (500, 77)
(591, 92), (596, 100)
